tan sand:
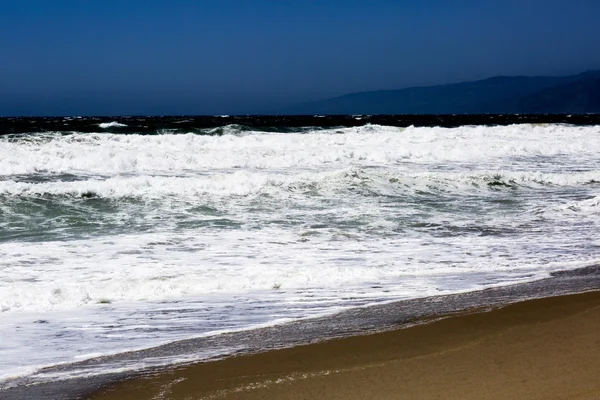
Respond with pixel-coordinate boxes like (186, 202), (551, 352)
(88, 290), (600, 400)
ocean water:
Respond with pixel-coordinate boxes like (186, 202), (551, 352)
(1, 120), (600, 387)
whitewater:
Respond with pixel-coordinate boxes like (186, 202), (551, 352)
(1, 123), (600, 387)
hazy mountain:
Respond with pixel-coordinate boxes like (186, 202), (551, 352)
(288, 70), (600, 115)
(517, 76), (600, 113)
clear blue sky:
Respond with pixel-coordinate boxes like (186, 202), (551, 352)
(2, 0), (600, 116)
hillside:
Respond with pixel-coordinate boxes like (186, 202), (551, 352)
(288, 70), (600, 115)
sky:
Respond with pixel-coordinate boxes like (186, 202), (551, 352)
(1, 0), (600, 116)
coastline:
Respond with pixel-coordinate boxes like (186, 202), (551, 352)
(87, 289), (600, 400)
(3, 264), (600, 400)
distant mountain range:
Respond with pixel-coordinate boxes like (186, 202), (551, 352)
(288, 70), (600, 115)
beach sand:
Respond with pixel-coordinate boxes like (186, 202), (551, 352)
(87, 290), (600, 400)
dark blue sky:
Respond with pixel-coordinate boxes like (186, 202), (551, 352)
(2, 0), (600, 116)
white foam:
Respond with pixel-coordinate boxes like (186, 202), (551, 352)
(98, 121), (127, 128)
(1, 124), (599, 176)
(0, 169), (598, 201)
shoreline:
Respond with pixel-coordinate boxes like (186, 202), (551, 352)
(86, 289), (600, 400)
(3, 264), (600, 399)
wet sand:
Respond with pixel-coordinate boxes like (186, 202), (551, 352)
(88, 290), (600, 400)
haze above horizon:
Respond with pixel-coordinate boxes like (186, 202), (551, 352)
(2, 0), (600, 116)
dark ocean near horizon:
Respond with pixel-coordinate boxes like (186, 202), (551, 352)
(2, 114), (600, 136)
(1, 114), (600, 396)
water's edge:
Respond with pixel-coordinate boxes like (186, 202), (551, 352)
(3, 264), (599, 400)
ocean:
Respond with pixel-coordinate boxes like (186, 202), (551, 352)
(1, 115), (600, 394)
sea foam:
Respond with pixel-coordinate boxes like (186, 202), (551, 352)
(98, 121), (127, 128)
(0, 124), (598, 176)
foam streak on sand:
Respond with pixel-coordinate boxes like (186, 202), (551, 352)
(0, 123), (600, 389)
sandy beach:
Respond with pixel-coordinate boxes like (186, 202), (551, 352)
(86, 290), (600, 400)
